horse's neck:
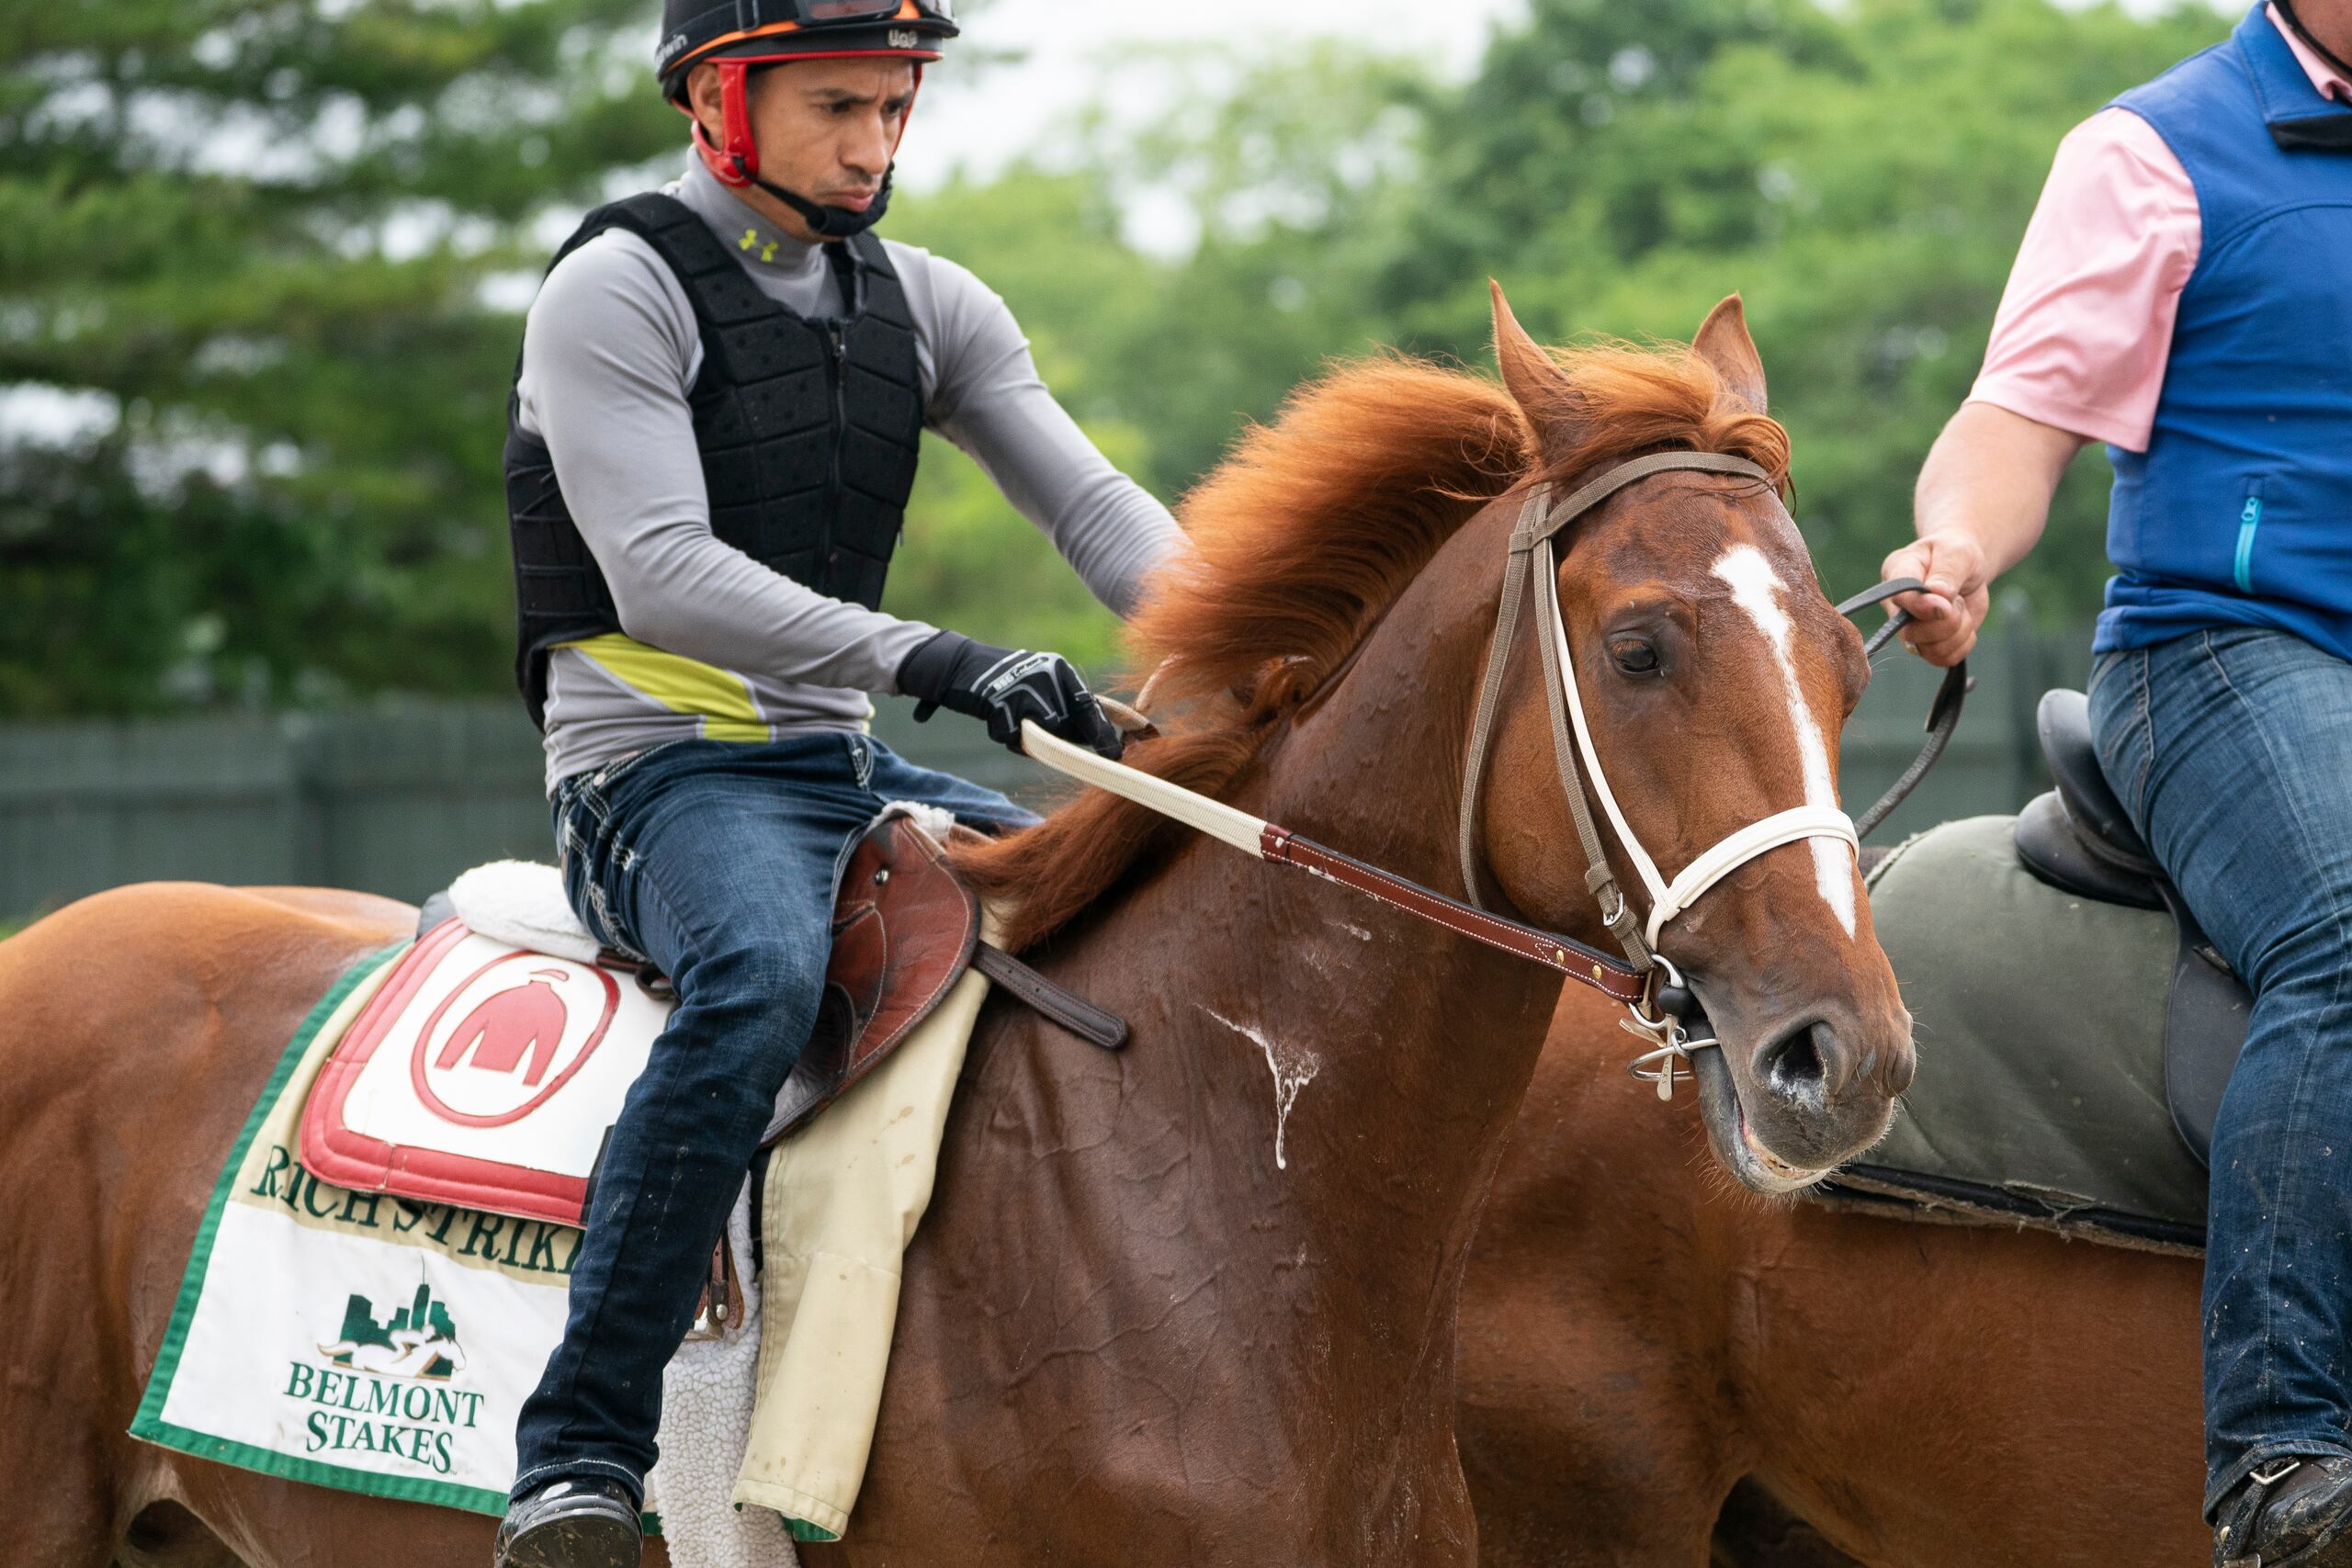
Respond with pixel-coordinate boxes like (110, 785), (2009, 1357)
(1063, 513), (1562, 1352)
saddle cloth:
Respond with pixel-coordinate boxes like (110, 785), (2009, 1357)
(299, 807), (1028, 1226)
(130, 896), (1010, 1551)
(1817, 813), (2241, 1254)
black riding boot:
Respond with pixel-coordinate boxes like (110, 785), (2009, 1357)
(2215, 1456), (2352, 1568)
(494, 1476), (642, 1568)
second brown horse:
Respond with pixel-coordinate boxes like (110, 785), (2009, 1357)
(1460, 979), (2207, 1566)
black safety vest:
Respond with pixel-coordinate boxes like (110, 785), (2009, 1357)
(504, 191), (924, 728)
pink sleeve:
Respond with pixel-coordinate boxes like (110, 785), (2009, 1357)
(1967, 107), (2202, 453)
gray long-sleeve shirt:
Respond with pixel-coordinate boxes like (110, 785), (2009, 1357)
(516, 156), (1183, 790)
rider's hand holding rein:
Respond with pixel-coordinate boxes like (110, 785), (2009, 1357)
(1878, 533), (1991, 668)
(1884, 400), (2088, 667)
(899, 630), (1125, 761)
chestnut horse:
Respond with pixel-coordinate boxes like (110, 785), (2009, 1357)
(1453, 348), (2206, 1566)
(2, 291), (1913, 1567)
(1459, 984), (2208, 1567)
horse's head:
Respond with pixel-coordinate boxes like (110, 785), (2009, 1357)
(1475, 286), (1913, 1192)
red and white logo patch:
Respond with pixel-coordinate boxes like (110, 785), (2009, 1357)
(409, 955), (619, 1128)
(300, 920), (673, 1226)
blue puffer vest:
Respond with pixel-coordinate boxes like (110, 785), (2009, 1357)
(2097, 4), (2352, 661)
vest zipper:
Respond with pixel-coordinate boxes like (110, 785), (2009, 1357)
(2234, 488), (2264, 593)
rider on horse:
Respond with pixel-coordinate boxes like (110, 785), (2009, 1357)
(492, 3), (1182, 1562)
(1888, 4), (2352, 1562)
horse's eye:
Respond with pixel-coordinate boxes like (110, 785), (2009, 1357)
(1610, 638), (1660, 676)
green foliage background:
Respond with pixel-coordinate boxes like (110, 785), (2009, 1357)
(1, 0), (2232, 713)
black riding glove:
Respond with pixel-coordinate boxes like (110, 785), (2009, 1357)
(897, 631), (1125, 761)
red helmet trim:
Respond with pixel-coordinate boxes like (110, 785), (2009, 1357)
(684, 56), (927, 190)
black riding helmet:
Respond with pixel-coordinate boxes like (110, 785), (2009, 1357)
(657, 0), (959, 237)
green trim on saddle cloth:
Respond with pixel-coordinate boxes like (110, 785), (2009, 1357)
(126, 942), (662, 1534)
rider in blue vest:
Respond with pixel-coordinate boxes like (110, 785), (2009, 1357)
(492, 4), (1183, 1563)
(1888, 4), (2352, 1562)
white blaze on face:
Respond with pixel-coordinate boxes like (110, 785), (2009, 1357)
(1709, 544), (1859, 938)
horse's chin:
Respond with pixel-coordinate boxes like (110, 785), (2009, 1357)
(1690, 1048), (1839, 1197)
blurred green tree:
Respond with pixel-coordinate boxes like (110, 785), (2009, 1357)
(882, 44), (1440, 673)
(1, 0), (2246, 716)
(1361, 0), (2229, 630)
(0, 0), (673, 715)
(899, 0), (2233, 646)
(883, 166), (1167, 671)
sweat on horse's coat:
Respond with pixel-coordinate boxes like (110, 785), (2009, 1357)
(1202, 1006), (1321, 1173)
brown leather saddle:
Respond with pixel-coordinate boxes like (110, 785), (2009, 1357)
(414, 811), (1127, 1146)
(758, 810), (1125, 1145)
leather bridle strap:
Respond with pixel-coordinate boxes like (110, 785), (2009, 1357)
(1458, 451), (1800, 976)
(1831, 577), (1973, 840)
(1017, 720), (1651, 1001)
(1259, 828), (1649, 1000)
(1012, 457), (1969, 1018)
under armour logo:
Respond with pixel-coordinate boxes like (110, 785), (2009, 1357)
(738, 228), (778, 264)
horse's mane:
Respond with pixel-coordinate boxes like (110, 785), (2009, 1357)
(956, 339), (1792, 951)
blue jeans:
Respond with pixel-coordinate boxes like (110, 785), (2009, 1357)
(2091, 627), (2352, 1516)
(510, 733), (1033, 1504)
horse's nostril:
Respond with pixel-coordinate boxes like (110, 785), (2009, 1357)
(1759, 1022), (1830, 1103)
(1886, 1043), (1917, 1097)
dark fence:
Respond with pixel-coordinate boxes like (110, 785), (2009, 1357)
(0, 621), (2096, 926)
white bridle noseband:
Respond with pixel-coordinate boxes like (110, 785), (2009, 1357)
(1458, 452), (1859, 974)
(1544, 584), (1859, 951)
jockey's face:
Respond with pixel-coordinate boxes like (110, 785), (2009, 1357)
(686, 57), (917, 244)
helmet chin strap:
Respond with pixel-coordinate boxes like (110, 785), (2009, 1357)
(2278, 0), (2352, 83)
(753, 164), (893, 239)
(687, 57), (919, 243)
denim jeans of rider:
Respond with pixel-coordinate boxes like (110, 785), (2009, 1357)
(508, 733), (1033, 1504)
(2091, 627), (2352, 1517)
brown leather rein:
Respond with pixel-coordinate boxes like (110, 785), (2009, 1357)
(1023, 450), (1969, 1044)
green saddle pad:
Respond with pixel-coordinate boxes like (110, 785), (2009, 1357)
(1825, 814), (2208, 1252)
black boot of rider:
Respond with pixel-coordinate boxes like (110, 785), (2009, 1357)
(2214, 1456), (2352, 1568)
(493, 1476), (642, 1568)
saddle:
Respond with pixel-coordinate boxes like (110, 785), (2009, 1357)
(1818, 691), (2258, 1254)
(765, 815), (1126, 1141)
(2010, 690), (2251, 1166)
(411, 812), (1127, 1147)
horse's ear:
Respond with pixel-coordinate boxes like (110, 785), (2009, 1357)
(1692, 294), (1768, 415)
(1491, 281), (1569, 422)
